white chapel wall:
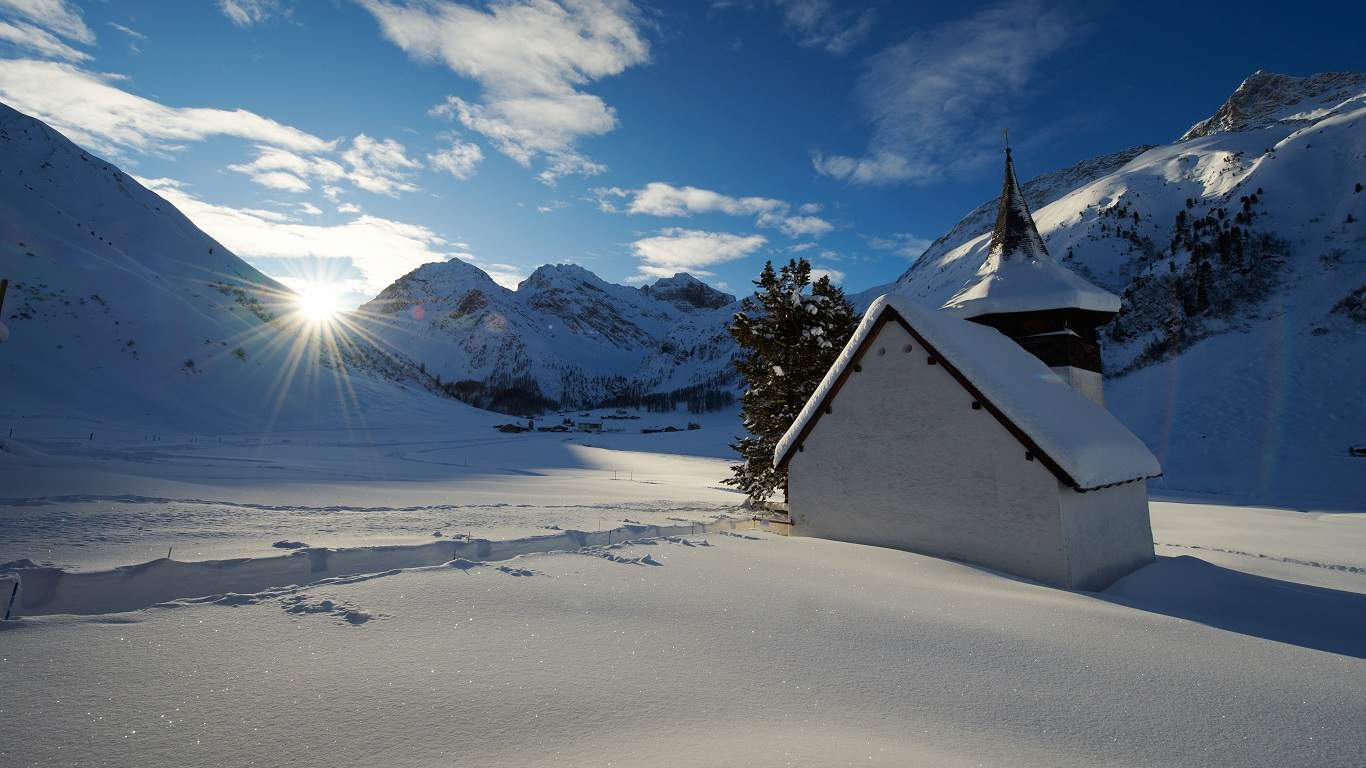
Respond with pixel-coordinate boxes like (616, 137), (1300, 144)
(1048, 366), (1104, 406)
(1057, 480), (1154, 590)
(788, 320), (1071, 586)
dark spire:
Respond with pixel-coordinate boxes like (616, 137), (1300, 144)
(988, 143), (1050, 263)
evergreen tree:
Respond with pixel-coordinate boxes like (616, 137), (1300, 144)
(724, 258), (857, 503)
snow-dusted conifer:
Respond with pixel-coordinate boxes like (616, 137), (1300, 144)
(725, 258), (856, 502)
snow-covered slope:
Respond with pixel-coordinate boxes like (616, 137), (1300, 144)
(0, 102), (465, 433)
(356, 262), (740, 410)
(891, 71), (1366, 503)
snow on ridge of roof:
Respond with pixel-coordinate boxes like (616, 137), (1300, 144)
(774, 294), (1161, 491)
(942, 149), (1121, 318)
(942, 257), (1122, 317)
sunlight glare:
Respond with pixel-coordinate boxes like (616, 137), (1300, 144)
(295, 282), (343, 324)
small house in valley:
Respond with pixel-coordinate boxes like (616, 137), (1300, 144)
(774, 148), (1161, 591)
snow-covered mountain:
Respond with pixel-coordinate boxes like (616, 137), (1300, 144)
(890, 70), (1366, 503)
(639, 272), (736, 312)
(0, 102), (469, 433)
(355, 261), (739, 412)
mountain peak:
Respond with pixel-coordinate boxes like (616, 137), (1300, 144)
(1180, 70), (1366, 141)
(361, 257), (504, 315)
(640, 272), (736, 312)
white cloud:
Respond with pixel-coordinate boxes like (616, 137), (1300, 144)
(773, 0), (874, 55)
(251, 170), (310, 192)
(598, 181), (832, 238)
(107, 22), (145, 40)
(757, 211), (833, 237)
(630, 227), (767, 280)
(366, 0), (649, 184)
(0, 0), (92, 43)
(813, 0), (1073, 185)
(337, 202), (362, 214)
(218, 0), (285, 27)
(536, 199), (568, 213)
(624, 182), (784, 217)
(341, 134), (421, 196)
(137, 175), (458, 298)
(0, 19), (88, 60)
(810, 266), (844, 284)
(227, 137), (419, 197)
(786, 242), (816, 253)
(866, 232), (932, 259)
(428, 137), (483, 180)
(0, 59), (334, 158)
(297, 201), (322, 216)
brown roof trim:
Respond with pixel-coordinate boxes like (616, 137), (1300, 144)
(777, 304), (1105, 491)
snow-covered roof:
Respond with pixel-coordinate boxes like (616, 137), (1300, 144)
(942, 149), (1121, 318)
(774, 294), (1161, 491)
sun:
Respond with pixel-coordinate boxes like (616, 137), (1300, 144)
(294, 282), (342, 324)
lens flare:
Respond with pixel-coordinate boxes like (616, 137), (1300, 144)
(294, 282), (342, 324)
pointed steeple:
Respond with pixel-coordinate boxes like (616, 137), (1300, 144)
(988, 144), (1051, 264)
(943, 145), (1120, 319)
(941, 141), (1122, 406)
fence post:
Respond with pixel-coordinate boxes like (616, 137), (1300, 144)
(3, 578), (18, 621)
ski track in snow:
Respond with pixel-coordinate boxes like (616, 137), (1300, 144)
(0, 521), (759, 617)
(1156, 541), (1366, 575)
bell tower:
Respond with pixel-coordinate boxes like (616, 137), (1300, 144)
(941, 144), (1119, 404)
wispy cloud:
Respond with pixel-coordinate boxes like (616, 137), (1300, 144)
(0, 0), (93, 43)
(107, 21), (145, 40)
(0, 59), (333, 158)
(364, 0), (650, 185)
(225, 136), (420, 197)
(865, 232), (932, 259)
(595, 182), (832, 238)
(341, 134), (421, 196)
(0, 19), (87, 60)
(629, 227), (767, 281)
(218, 0), (287, 27)
(138, 175), (458, 299)
(536, 199), (568, 213)
(773, 0), (874, 55)
(427, 136), (483, 180)
(813, 0), (1074, 185)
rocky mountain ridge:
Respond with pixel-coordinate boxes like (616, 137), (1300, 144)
(356, 261), (740, 413)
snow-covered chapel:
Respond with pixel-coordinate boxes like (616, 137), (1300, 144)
(775, 148), (1162, 591)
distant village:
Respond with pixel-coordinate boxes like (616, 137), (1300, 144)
(494, 409), (703, 435)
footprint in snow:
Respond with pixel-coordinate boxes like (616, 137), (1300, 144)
(582, 548), (663, 566)
(280, 594), (378, 626)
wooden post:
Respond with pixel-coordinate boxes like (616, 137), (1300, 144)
(3, 579), (18, 621)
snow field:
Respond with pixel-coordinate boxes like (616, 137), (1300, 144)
(1, 532), (1363, 768)
(0, 416), (745, 569)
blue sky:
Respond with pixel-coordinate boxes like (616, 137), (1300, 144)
(2, 0), (1363, 307)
